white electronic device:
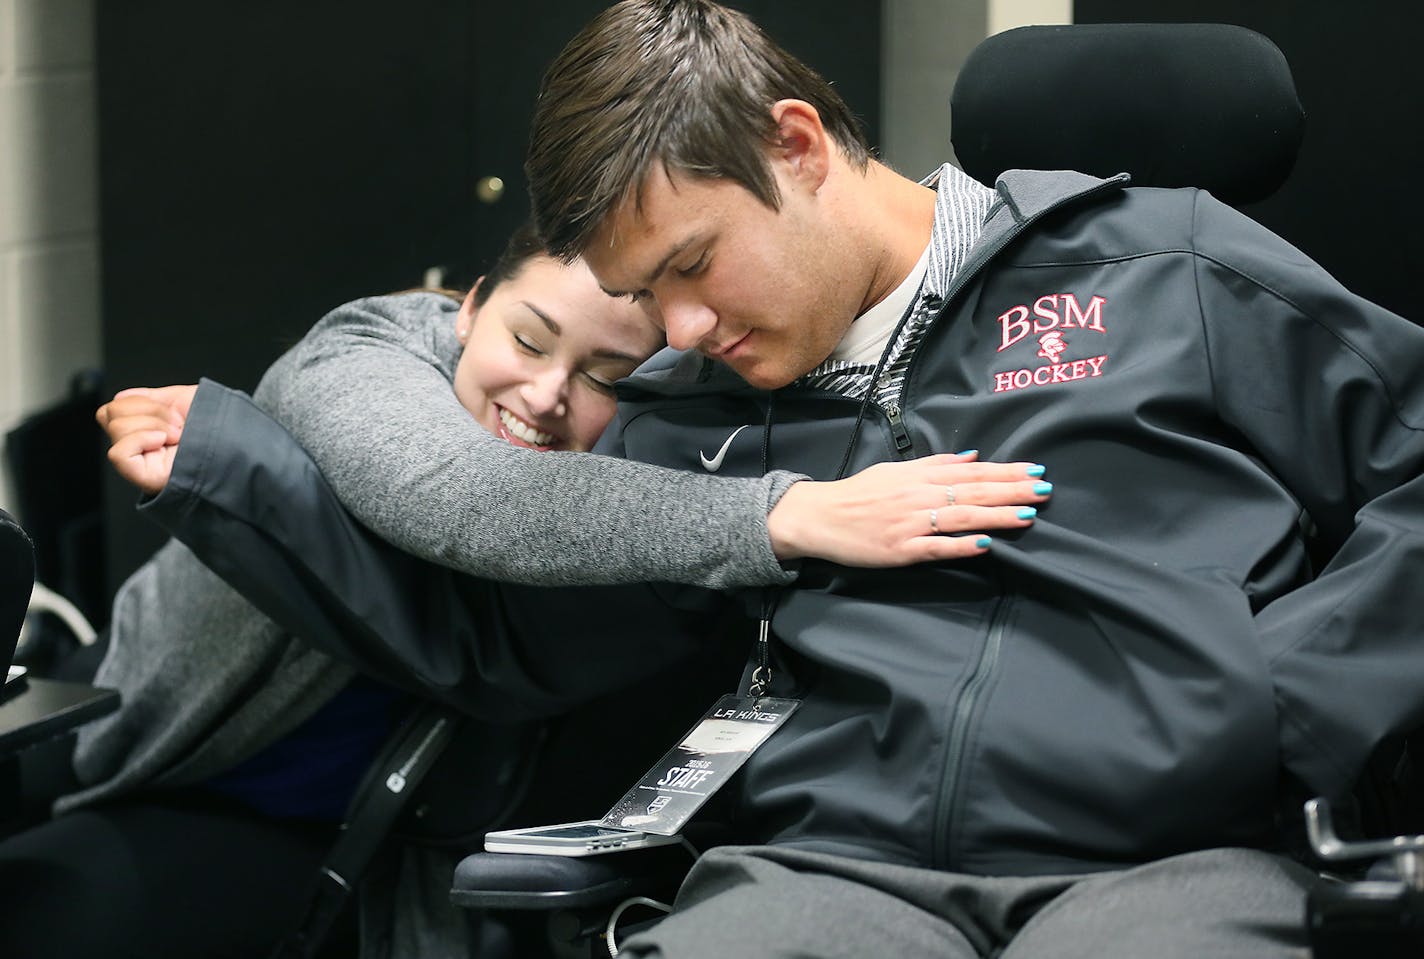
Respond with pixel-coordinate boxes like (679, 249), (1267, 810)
(483, 820), (683, 857)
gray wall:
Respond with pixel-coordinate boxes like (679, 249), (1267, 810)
(880, 0), (1070, 175)
(0, 0), (100, 516)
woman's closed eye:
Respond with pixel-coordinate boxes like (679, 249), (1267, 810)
(514, 333), (545, 356)
(583, 359), (639, 394)
(582, 371), (617, 394)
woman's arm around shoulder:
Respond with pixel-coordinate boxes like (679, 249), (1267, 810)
(251, 292), (798, 587)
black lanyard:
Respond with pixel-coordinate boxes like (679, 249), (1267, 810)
(751, 394), (780, 697)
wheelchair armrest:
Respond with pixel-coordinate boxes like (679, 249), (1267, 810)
(0, 677), (120, 759)
(450, 845), (692, 911)
(1, 678), (121, 833)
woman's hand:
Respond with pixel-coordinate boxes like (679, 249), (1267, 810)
(767, 452), (1052, 566)
(94, 385), (198, 495)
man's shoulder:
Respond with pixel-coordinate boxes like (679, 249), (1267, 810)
(632, 345), (691, 377)
(621, 347), (755, 398)
(987, 171), (1214, 261)
(990, 168), (1203, 223)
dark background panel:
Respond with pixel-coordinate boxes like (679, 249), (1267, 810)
(96, 0), (881, 598)
(97, 0), (487, 590)
(461, 1), (882, 300)
(97, 1), (480, 392)
(1075, 0), (1422, 325)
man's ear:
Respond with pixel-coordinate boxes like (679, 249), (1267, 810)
(769, 99), (831, 193)
(456, 277), (485, 344)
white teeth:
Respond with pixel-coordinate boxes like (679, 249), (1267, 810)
(499, 408), (554, 446)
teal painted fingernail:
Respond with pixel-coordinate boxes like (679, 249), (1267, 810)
(955, 449), (978, 456)
(1026, 464), (1046, 477)
(976, 536), (993, 549)
(1033, 481), (1053, 495)
(1017, 507), (1038, 520)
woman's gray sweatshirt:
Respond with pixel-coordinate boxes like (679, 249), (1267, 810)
(256, 292), (800, 588)
(60, 294), (802, 958)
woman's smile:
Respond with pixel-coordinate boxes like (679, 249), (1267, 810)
(496, 404), (558, 449)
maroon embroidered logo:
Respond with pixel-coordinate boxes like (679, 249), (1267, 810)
(992, 293), (1110, 394)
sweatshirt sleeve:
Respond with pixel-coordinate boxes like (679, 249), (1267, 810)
(139, 380), (721, 720)
(250, 293), (799, 589)
(1192, 193), (1424, 798)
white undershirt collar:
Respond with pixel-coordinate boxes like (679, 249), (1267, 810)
(829, 241), (932, 366)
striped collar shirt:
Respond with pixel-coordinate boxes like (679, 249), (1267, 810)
(799, 162), (996, 407)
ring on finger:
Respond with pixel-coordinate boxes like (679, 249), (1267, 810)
(945, 485), (957, 506)
(929, 508), (939, 534)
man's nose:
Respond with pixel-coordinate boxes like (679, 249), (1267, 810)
(522, 367), (568, 417)
(660, 297), (717, 352)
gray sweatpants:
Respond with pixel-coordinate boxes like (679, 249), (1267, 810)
(618, 845), (1316, 958)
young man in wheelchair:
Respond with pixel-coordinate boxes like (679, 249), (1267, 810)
(120, 2), (1424, 956)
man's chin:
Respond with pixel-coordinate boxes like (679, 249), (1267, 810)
(727, 356), (804, 391)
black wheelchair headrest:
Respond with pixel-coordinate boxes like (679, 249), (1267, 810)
(951, 23), (1304, 206)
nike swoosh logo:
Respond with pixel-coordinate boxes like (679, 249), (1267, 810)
(699, 425), (752, 472)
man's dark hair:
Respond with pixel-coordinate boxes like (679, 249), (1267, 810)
(526, 0), (871, 260)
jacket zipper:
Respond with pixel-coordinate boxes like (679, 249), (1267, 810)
(906, 178), (1127, 868)
(884, 404), (914, 458)
(873, 175), (1128, 461)
(932, 590), (1011, 869)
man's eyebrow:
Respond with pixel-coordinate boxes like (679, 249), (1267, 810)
(522, 302), (561, 335)
(599, 236), (700, 297)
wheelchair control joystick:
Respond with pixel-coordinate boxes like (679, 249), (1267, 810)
(1303, 798), (1424, 958)
(1306, 797), (1424, 887)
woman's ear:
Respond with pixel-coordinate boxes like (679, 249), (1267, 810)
(455, 277), (485, 344)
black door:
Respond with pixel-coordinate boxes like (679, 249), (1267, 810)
(98, 0), (881, 593)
